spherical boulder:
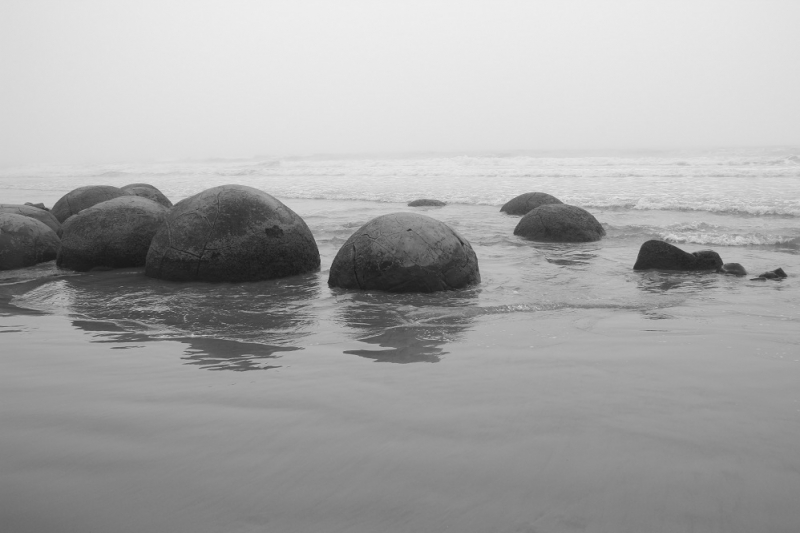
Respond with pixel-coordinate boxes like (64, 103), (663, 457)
(500, 192), (563, 216)
(513, 204), (605, 242)
(633, 240), (723, 271)
(719, 262), (747, 276)
(121, 183), (173, 208)
(0, 213), (60, 270)
(145, 184), (320, 282)
(51, 185), (129, 223)
(57, 196), (169, 272)
(408, 199), (446, 207)
(0, 204), (62, 236)
(328, 212), (480, 292)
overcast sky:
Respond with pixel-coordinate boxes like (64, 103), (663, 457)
(1, 0), (798, 165)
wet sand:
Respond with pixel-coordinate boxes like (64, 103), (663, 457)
(2, 304), (799, 533)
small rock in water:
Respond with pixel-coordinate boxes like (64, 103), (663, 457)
(500, 192), (563, 216)
(514, 204), (605, 243)
(719, 263), (747, 276)
(633, 240), (723, 271)
(24, 202), (49, 211)
(750, 268), (787, 281)
(407, 199), (446, 207)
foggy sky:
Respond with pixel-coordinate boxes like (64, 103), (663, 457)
(1, 0), (799, 165)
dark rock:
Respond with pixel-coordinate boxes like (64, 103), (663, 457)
(751, 268), (787, 281)
(328, 212), (480, 293)
(24, 202), (48, 211)
(719, 263), (747, 276)
(0, 204), (62, 236)
(633, 240), (723, 271)
(514, 204), (605, 242)
(121, 183), (173, 208)
(408, 199), (446, 207)
(57, 196), (169, 272)
(145, 184), (320, 282)
(0, 213), (60, 270)
(500, 192), (563, 216)
(51, 185), (129, 223)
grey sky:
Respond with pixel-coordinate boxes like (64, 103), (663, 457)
(1, 0), (798, 165)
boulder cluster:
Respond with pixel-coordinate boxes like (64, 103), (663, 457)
(2, 185), (786, 292)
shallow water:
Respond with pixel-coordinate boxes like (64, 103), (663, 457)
(1, 150), (800, 532)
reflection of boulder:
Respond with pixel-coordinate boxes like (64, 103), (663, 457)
(408, 199), (446, 207)
(57, 196), (168, 271)
(51, 185), (128, 223)
(146, 185), (320, 282)
(329, 212), (480, 292)
(121, 183), (173, 208)
(514, 204), (605, 243)
(338, 293), (475, 363)
(0, 213), (60, 270)
(0, 204), (62, 236)
(501, 192), (563, 216)
(633, 240), (722, 271)
(18, 268), (318, 370)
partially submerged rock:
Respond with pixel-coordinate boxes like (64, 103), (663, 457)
(408, 199), (446, 207)
(0, 213), (60, 270)
(633, 240), (723, 271)
(514, 204), (605, 242)
(121, 183), (173, 208)
(328, 212), (480, 292)
(751, 268), (787, 281)
(719, 263), (747, 276)
(57, 196), (169, 271)
(0, 204), (62, 236)
(24, 202), (49, 211)
(51, 185), (129, 223)
(145, 184), (320, 282)
(500, 192), (563, 216)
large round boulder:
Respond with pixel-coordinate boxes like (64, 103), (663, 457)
(0, 213), (60, 270)
(328, 212), (480, 292)
(513, 204), (605, 242)
(145, 185), (320, 282)
(57, 196), (169, 272)
(51, 185), (129, 223)
(0, 204), (62, 236)
(500, 192), (563, 216)
(121, 183), (173, 208)
(633, 240), (723, 271)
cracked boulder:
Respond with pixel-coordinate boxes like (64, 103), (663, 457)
(328, 212), (480, 292)
(51, 185), (129, 223)
(500, 192), (563, 216)
(514, 204), (605, 242)
(0, 203), (62, 236)
(121, 183), (173, 208)
(57, 196), (169, 272)
(0, 213), (61, 270)
(633, 240), (723, 271)
(145, 184), (320, 282)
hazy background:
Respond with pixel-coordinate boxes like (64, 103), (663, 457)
(1, 0), (799, 166)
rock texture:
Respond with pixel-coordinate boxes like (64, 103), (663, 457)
(514, 204), (605, 242)
(51, 185), (129, 223)
(57, 196), (169, 271)
(0, 213), (61, 270)
(500, 192), (563, 216)
(121, 183), (173, 208)
(719, 262), (747, 276)
(0, 204), (62, 236)
(145, 184), (320, 282)
(328, 212), (480, 292)
(633, 240), (723, 271)
(408, 199), (446, 207)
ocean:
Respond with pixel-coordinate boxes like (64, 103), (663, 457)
(1, 148), (799, 532)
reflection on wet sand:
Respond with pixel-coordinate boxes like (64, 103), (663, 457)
(534, 242), (600, 267)
(635, 270), (721, 294)
(14, 268), (320, 371)
(336, 291), (477, 363)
